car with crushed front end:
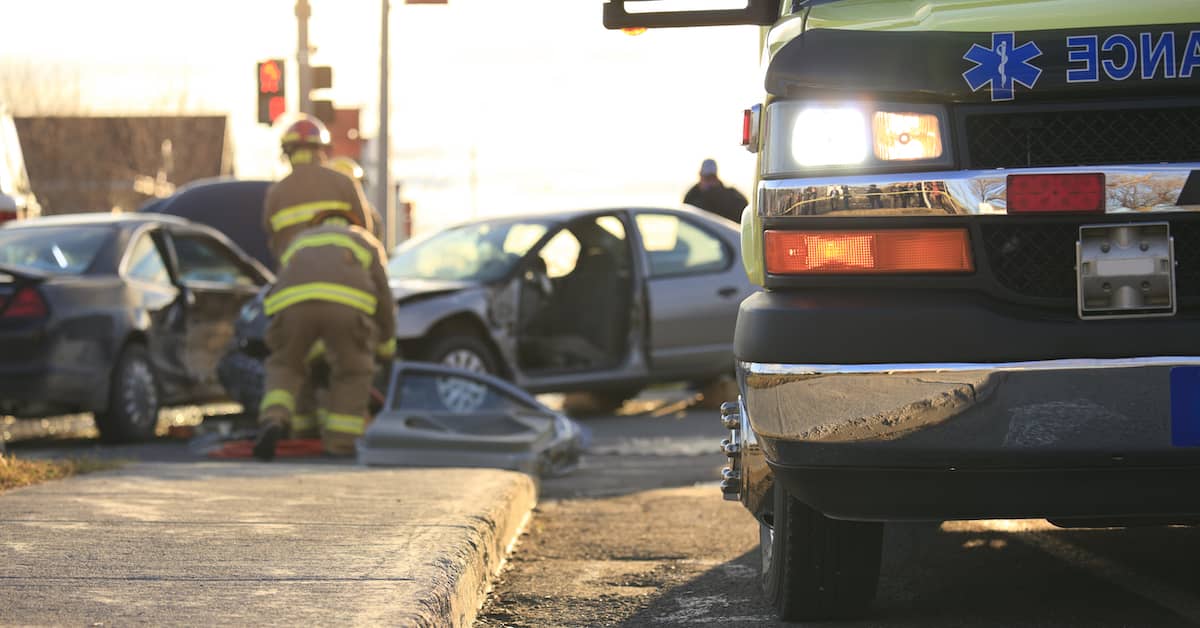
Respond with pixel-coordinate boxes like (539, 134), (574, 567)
(0, 213), (272, 442)
(221, 206), (758, 414)
(606, 0), (1200, 621)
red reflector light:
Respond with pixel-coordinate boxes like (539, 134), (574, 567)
(1007, 173), (1105, 213)
(742, 109), (752, 146)
(765, 229), (973, 274)
(3, 287), (48, 318)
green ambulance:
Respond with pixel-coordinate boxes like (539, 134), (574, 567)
(605, 0), (1200, 621)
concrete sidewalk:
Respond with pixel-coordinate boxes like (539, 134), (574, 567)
(0, 462), (537, 627)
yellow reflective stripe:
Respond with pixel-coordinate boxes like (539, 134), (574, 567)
(263, 282), (377, 316)
(260, 389), (295, 413)
(377, 338), (396, 356)
(291, 414), (318, 431)
(322, 411), (366, 435)
(306, 339), (326, 363)
(280, 233), (373, 269)
(288, 149), (315, 164)
(270, 200), (352, 231)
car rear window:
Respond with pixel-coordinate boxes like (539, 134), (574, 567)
(0, 226), (111, 274)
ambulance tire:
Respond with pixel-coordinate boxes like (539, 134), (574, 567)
(762, 481), (882, 621)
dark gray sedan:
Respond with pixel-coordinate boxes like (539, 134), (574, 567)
(0, 213), (271, 441)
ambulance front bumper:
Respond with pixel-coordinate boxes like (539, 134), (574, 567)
(756, 163), (1200, 217)
(734, 356), (1200, 522)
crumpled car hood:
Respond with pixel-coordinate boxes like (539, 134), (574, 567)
(389, 277), (478, 304)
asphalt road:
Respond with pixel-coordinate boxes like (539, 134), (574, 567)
(475, 396), (1200, 628)
(7, 394), (1200, 626)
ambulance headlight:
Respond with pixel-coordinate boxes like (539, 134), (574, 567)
(764, 101), (951, 175)
(791, 107), (869, 167)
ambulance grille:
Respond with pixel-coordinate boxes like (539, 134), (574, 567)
(980, 219), (1200, 305)
(963, 105), (1200, 169)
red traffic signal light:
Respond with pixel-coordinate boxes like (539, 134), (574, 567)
(257, 59), (286, 125)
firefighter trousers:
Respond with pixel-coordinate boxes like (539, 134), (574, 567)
(259, 300), (379, 456)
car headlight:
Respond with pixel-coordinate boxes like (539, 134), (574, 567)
(765, 101), (950, 175)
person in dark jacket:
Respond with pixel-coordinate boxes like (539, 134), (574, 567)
(683, 158), (748, 223)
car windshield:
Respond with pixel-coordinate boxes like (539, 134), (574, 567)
(0, 226), (111, 274)
(388, 219), (552, 282)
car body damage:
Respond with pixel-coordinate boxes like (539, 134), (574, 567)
(220, 206), (757, 416)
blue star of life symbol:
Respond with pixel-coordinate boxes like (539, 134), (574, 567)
(963, 32), (1043, 101)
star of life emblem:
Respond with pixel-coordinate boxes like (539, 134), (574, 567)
(963, 32), (1043, 101)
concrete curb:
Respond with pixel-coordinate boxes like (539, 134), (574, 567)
(0, 462), (538, 627)
(401, 470), (537, 628)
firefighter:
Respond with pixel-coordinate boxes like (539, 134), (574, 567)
(263, 114), (374, 264)
(327, 155), (388, 250)
(253, 208), (396, 461)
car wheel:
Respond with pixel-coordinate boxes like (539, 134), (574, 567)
(95, 344), (161, 443)
(761, 481), (883, 621)
(424, 335), (499, 413)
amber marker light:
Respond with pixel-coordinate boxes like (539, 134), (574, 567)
(765, 229), (973, 274)
(873, 112), (943, 161)
(622, 27), (647, 36)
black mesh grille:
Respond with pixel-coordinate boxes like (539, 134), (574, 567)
(964, 106), (1200, 169)
(981, 223), (1079, 299)
(981, 219), (1200, 303)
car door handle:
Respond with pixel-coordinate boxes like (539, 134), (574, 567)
(717, 286), (738, 298)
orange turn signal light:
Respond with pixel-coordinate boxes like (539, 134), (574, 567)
(765, 228), (973, 274)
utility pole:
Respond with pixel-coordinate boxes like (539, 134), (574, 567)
(296, 0), (313, 115)
(377, 0), (393, 249)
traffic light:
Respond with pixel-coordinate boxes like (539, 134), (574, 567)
(257, 59), (286, 125)
(310, 65), (335, 125)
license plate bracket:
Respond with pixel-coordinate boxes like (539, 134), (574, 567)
(1076, 223), (1175, 319)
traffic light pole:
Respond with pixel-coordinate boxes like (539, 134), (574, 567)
(377, 0), (393, 249)
(296, 0), (312, 115)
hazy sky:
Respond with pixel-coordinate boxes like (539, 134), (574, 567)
(0, 0), (762, 233)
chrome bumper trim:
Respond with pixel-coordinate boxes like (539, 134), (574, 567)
(758, 163), (1200, 217)
(743, 356), (1200, 376)
(737, 357), (1200, 447)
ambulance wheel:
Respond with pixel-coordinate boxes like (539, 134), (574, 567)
(761, 481), (882, 621)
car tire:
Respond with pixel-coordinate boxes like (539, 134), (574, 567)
(761, 481), (883, 621)
(424, 335), (499, 412)
(425, 334), (499, 375)
(95, 344), (161, 443)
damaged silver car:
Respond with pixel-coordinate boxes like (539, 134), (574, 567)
(222, 206), (757, 413)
